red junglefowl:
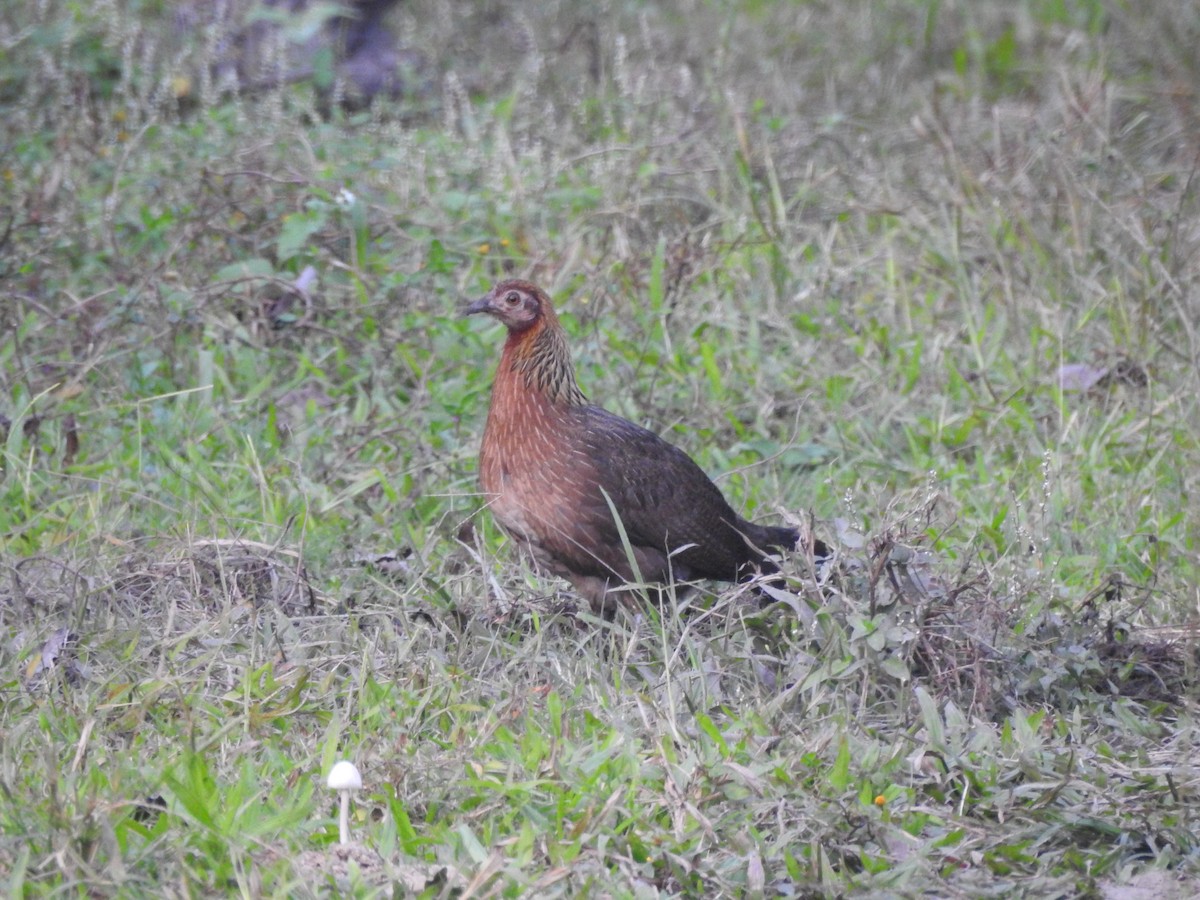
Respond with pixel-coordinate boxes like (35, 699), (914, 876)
(466, 278), (818, 613)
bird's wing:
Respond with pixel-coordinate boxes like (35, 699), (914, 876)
(568, 406), (752, 579)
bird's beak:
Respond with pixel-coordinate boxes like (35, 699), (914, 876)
(461, 295), (492, 317)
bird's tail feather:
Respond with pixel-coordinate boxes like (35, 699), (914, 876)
(746, 522), (829, 562)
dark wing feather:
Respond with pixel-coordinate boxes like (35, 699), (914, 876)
(564, 405), (794, 582)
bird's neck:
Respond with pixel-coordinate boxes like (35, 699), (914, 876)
(499, 317), (587, 408)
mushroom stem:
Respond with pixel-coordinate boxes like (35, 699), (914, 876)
(338, 790), (351, 845)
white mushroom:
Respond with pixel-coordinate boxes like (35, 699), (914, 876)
(326, 760), (363, 845)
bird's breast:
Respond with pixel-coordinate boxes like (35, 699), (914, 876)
(479, 390), (588, 543)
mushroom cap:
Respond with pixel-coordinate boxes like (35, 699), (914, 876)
(326, 760), (363, 791)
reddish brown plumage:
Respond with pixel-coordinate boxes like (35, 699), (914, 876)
(467, 279), (802, 612)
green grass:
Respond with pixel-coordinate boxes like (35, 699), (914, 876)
(3, 0), (1200, 895)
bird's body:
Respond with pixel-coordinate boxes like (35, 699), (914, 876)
(467, 279), (801, 612)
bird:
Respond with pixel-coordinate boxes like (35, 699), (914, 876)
(465, 278), (818, 614)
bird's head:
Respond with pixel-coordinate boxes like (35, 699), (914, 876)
(463, 280), (552, 334)
(464, 279), (584, 402)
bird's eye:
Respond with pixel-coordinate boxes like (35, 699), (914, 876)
(504, 292), (521, 306)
